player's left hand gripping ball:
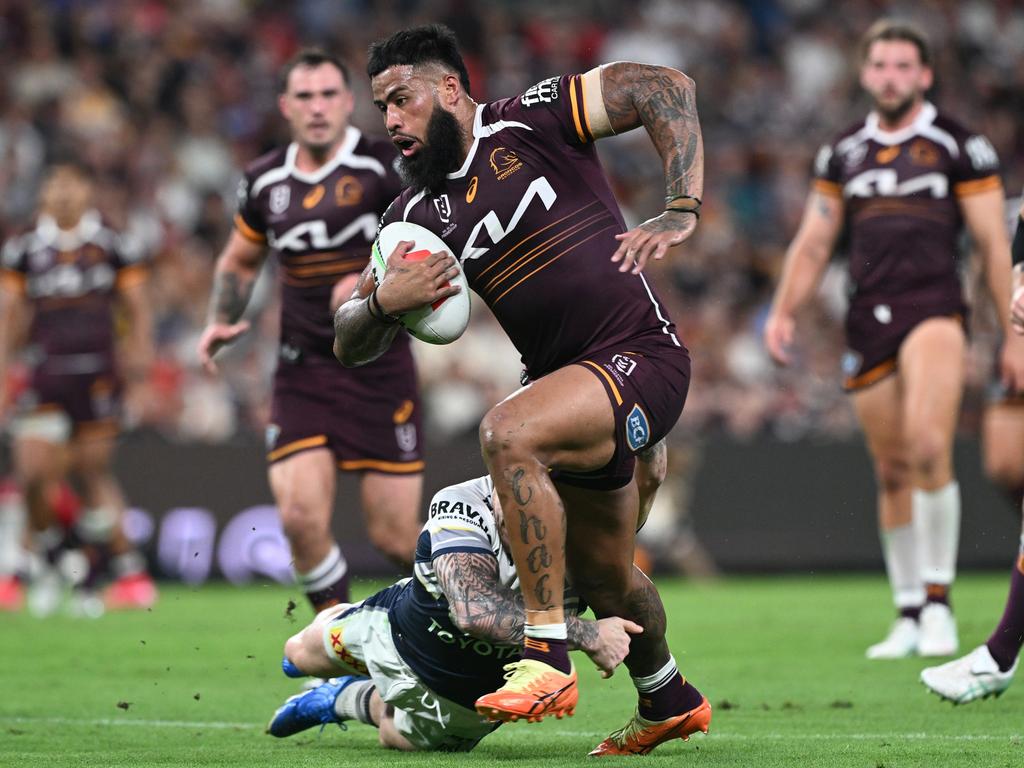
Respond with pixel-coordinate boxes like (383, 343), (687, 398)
(371, 221), (470, 344)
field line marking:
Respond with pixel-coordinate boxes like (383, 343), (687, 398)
(1, 716), (256, 730)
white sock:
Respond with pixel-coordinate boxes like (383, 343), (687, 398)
(880, 523), (924, 610)
(294, 545), (347, 592)
(913, 481), (960, 586)
(333, 679), (376, 724)
(525, 622), (567, 640)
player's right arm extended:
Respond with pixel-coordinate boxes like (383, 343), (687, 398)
(764, 189), (844, 365)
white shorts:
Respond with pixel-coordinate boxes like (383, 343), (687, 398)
(320, 598), (498, 752)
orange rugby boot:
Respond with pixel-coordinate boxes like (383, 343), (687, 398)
(474, 659), (578, 723)
(588, 697), (712, 756)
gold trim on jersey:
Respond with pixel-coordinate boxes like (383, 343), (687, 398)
(491, 225), (613, 305)
(476, 201), (601, 283)
(482, 210), (608, 295)
(337, 458), (424, 474)
(581, 360), (623, 406)
(267, 434), (329, 462)
(234, 214), (267, 243)
(954, 175), (1001, 197)
(285, 257), (366, 279)
(812, 179), (842, 198)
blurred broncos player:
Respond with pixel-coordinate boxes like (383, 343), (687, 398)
(334, 24), (709, 752)
(920, 200), (1024, 703)
(267, 449), (672, 753)
(197, 48), (422, 612)
(0, 162), (156, 613)
(765, 20), (1024, 660)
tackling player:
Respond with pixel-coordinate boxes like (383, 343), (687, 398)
(267, 450), (705, 755)
(0, 162), (157, 613)
(197, 49), (422, 611)
(920, 200), (1024, 702)
(764, 20), (1024, 659)
(333, 24), (710, 751)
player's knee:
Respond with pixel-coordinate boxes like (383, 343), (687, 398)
(573, 562), (632, 608)
(278, 501), (328, 541)
(874, 457), (910, 494)
(985, 457), (1024, 492)
(283, 633), (310, 671)
(906, 430), (947, 478)
(479, 404), (534, 466)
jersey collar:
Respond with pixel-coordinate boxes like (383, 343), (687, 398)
(286, 127), (361, 184)
(864, 101), (936, 146)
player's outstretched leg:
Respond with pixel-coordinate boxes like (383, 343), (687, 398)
(267, 676), (375, 737)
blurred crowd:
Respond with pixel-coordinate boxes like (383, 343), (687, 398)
(1, 0), (1022, 446)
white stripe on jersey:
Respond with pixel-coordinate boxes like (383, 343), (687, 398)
(447, 104), (532, 181)
(403, 189), (429, 221)
(251, 128), (384, 196)
(638, 272), (681, 347)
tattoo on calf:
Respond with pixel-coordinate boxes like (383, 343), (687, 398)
(511, 468), (533, 506)
(533, 574), (553, 606)
(518, 510), (546, 545)
(527, 544), (552, 574)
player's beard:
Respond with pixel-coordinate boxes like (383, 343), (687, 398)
(874, 92), (918, 125)
(397, 104), (465, 191)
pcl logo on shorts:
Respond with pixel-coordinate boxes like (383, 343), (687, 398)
(626, 404), (650, 452)
(611, 354), (636, 376)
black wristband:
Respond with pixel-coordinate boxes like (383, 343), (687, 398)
(664, 207), (700, 220)
(1013, 216), (1024, 267)
(367, 287), (401, 325)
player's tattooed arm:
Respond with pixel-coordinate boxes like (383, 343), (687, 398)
(597, 63), (703, 205)
(209, 272), (255, 324)
(332, 264), (402, 367)
(433, 552), (599, 653)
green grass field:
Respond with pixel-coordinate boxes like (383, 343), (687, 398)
(2, 574), (1021, 768)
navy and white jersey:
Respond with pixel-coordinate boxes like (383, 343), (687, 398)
(235, 127), (410, 360)
(0, 211), (146, 373)
(366, 476), (582, 711)
(383, 74), (683, 380)
(813, 102), (1002, 312)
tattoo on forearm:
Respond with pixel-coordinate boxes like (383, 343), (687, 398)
(434, 552), (526, 645)
(210, 272), (254, 323)
(602, 63), (703, 201)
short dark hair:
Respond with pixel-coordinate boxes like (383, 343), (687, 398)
(278, 47), (349, 93)
(367, 24), (470, 94)
(860, 19), (931, 67)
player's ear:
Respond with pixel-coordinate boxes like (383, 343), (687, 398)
(920, 66), (933, 91)
(278, 93), (291, 121)
(441, 73), (461, 106)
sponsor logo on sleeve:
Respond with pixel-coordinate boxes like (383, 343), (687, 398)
(626, 404), (650, 452)
(521, 76), (560, 107)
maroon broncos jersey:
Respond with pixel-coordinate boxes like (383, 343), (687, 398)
(383, 74), (684, 380)
(236, 127), (407, 360)
(0, 211), (146, 374)
(814, 101), (1002, 313)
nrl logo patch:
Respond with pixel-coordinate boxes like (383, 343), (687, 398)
(269, 184), (291, 214)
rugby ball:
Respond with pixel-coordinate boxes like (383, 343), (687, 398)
(370, 221), (470, 344)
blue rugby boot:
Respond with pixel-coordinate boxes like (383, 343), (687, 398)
(281, 656), (305, 678)
(266, 676), (365, 737)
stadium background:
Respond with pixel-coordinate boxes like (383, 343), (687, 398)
(1, 0), (1022, 583)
